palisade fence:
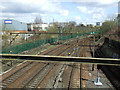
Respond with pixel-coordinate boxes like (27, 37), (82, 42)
(2, 32), (98, 54)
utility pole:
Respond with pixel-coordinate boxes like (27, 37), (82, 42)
(58, 26), (60, 43)
(61, 26), (62, 40)
(53, 18), (54, 24)
(10, 33), (13, 67)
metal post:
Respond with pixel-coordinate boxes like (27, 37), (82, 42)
(10, 35), (13, 67)
(66, 51), (67, 56)
(61, 26), (62, 40)
(94, 69), (102, 86)
(92, 35), (95, 71)
(10, 34), (13, 67)
(80, 64), (82, 89)
(34, 34), (36, 47)
(10, 33), (12, 54)
(25, 34), (27, 41)
(35, 33), (37, 47)
(93, 36), (95, 57)
(58, 26), (60, 43)
(101, 28), (102, 38)
(11, 61), (13, 67)
(25, 34), (26, 40)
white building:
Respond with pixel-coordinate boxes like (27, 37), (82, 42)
(27, 23), (49, 32)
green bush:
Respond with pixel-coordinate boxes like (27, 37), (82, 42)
(100, 21), (117, 35)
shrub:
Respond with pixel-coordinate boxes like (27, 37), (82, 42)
(100, 21), (117, 35)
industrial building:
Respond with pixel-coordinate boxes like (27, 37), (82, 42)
(1, 19), (27, 47)
(0, 19), (27, 33)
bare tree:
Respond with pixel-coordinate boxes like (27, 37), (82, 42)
(107, 14), (117, 21)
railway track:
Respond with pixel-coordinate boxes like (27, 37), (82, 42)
(22, 63), (56, 88)
(37, 39), (80, 88)
(52, 39), (88, 88)
(53, 64), (67, 88)
(0, 62), (37, 88)
(1, 37), (93, 88)
(67, 39), (89, 89)
(67, 44), (79, 89)
(1, 39), (75, 88)
(23, 39), (77, 88)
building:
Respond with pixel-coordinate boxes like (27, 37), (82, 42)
(0, 19), (27, 33)
(27, 23), (48, 32)
(27, 23), (34, 31)
(0, 19), (27, 47)
(41, 23), (48, 31)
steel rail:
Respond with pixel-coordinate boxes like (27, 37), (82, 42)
(52, 64), (66, 88)
(9, 32), (117, 35)
(22, 63), (48, 88)
(0, 62), (37, 88)
(35, 63), (56, 88)
(0, 62), (32, 84)
(68, 64), (75, 89)
(52, 47), (75, 88)
(9, 32), (98, 35)
(63, 44), (98, 47)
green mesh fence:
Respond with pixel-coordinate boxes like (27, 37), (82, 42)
(2, 31), (98, 54)
(2, 37), (58, 54)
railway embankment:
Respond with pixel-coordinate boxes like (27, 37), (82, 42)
(95, 37), (120, 89)
(95, 37), (120, 58)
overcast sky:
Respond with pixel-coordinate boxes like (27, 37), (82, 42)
(0, 0), (119, 25)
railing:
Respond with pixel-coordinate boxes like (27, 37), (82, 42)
(1, 54), (120, 65)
